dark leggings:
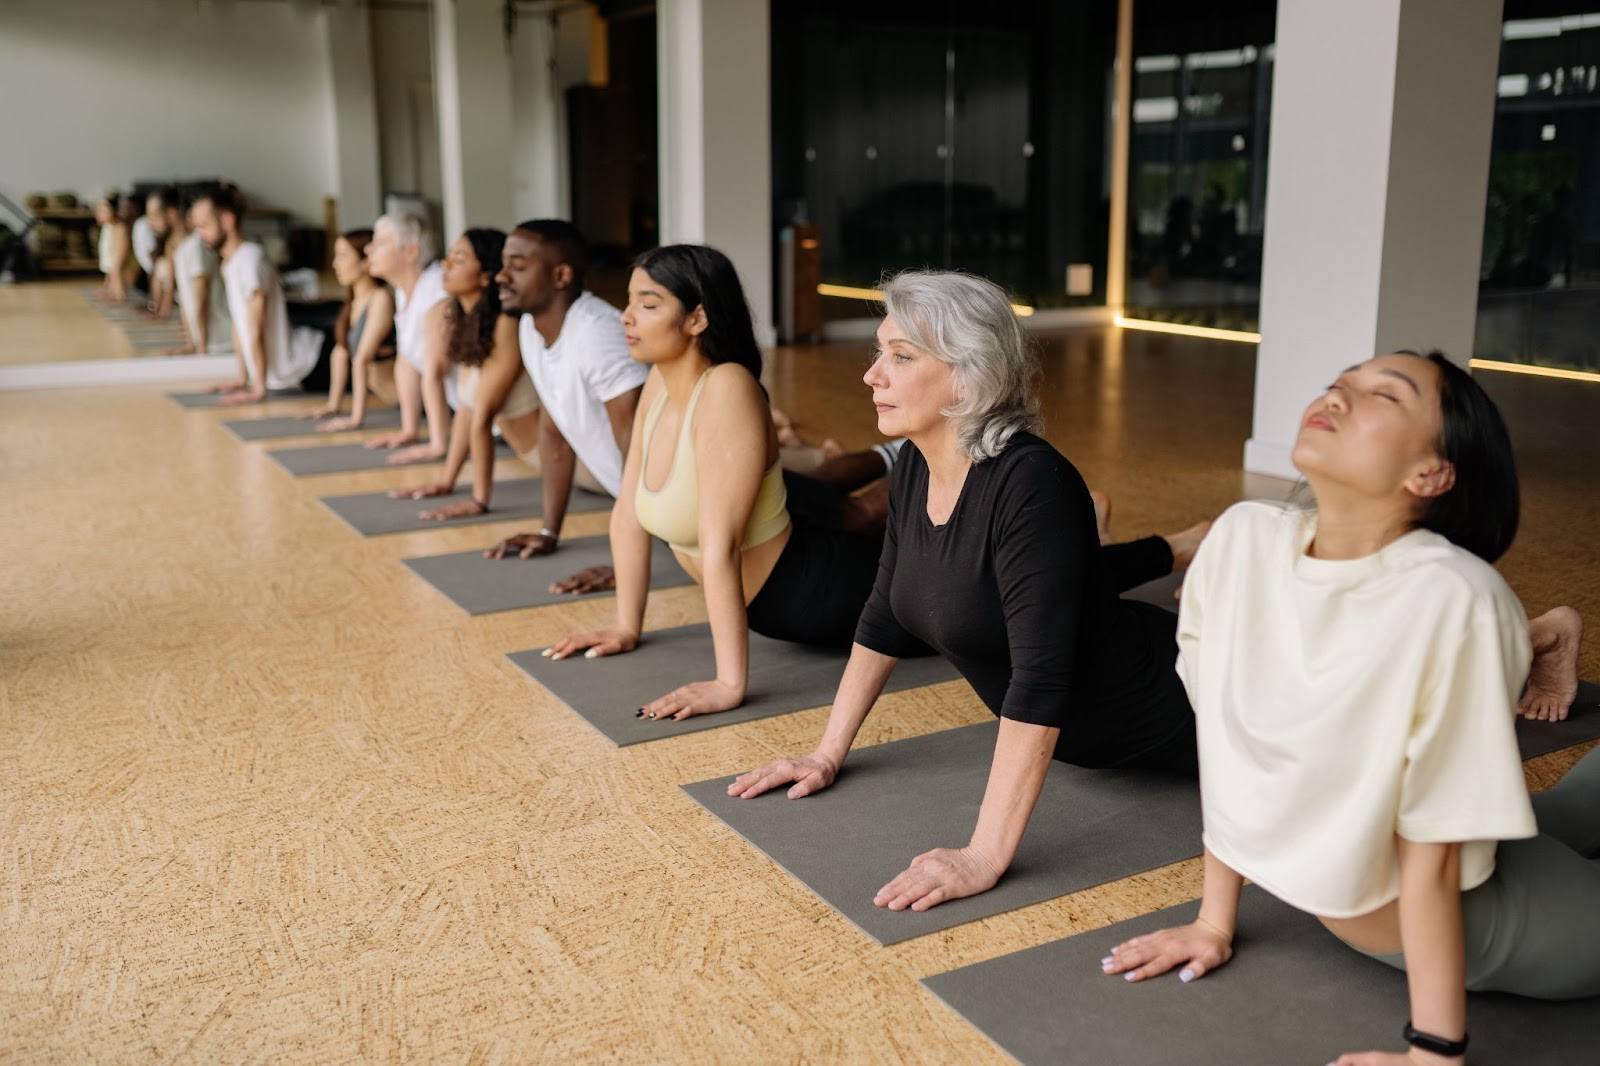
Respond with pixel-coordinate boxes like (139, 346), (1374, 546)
(745, 515), (884, 649)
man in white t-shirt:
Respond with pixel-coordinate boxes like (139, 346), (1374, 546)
(192, 186), (316, 403)
(172, 199), (232, 355)
(486, 221), (646, 587)
(364, 211), (452, 464)
(130, 190), (166, 290)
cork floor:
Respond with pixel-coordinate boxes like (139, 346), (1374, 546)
(2, 322), (1596, 1063)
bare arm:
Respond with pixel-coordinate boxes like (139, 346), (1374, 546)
(419, 304), (452, 453)
(463, 317), (525, 509)
(347, 288), (393, 426)
(1390, 840), (1467, 1063)
(191, 274), (212, 353)
(605, 385), (642, 458)
(245, 290), (268, 394)
(544, 372), (658, 657)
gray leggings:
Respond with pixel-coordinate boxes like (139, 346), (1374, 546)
(1361, 743), (1600, 1000)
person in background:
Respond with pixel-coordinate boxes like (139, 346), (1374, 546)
(131, 188), (168, 307)
(169, 198), (232, 356)
(191, 185), (316, 402)
(363, 211), (452, 464)
(308, 228), (397, 429)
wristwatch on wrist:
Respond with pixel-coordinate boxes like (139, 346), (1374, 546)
(1404, 1021), (1468, 1058)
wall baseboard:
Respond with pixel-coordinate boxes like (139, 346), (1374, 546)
(0, 355), (236, 391)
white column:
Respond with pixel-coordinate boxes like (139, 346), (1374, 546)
(432, 0), (515, 239)
(508, 5), (595, 222)
(658, 0), (774, 348)
(1245, 0), (1503, 479)
(320, 4), (383, 230)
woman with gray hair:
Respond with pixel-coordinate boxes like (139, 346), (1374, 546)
(731, 269), (1208, 914)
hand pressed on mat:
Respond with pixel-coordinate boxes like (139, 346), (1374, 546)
(316, 415), (361, 433)
(637, 678), (744, 721)
(389, 480), (453, 501)
(873, 845), (1003, 912)
(1101, 920), (1233, 983)
(543, 627), (638, 661)
(419, 498), (486, 521)
(727, 751), (840, 800)
(549, 564), (616, 595)
(219, 389), (268, 407)
(365, 429), (418, 450)
(387, 443), (445, 466)
(485, 532), (558, 560)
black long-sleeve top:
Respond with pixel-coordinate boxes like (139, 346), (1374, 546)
(853, 433), (1192, 767)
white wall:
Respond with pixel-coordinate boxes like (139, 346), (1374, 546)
(0, 0), (346, 221)
(369, 3), (442, 214)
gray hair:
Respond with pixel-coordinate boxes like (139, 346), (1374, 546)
(880, 270), (1041, 462)
(375, 210), (435, 265)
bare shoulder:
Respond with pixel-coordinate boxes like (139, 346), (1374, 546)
(698, 361), (767, 412)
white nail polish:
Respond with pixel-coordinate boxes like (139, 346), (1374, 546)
(540, 648), (552, 657)
(584, 648), (598, 659)
(1100, 956), (1113, 966)
(1179, 969), (1194, 983)
(1123, 972), (1136, 982)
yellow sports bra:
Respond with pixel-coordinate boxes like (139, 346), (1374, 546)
(634, 367), (790, 558)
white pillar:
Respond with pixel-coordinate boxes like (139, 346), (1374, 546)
(432, 0), (515, 239)
(508, 5), (596, 222)
(1245, 0), (1503, 479)
(658, 0), (774, 348)
(320, 4), (383, 230)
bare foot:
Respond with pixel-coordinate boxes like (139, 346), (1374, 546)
(1162, 520), (1213, 573)
(1519, 606), (1583, 721)
(771, 406), (809, 450)
(1089, 490), (1113, 545)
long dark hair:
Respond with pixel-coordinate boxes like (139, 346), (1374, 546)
(333, 227), (376, 350)
(632, 244), (762, 382)
(445, 227), (507, 367)
(1405, 350), (1520, 563)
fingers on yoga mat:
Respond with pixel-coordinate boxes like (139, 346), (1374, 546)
(318, 478), (610, 536)
(921, 885), (1596, 1066)
(1515, 680), (1600, 760)
(269, 439), (513, 477)
(507, 622), (962, 748)
(682, 720), (1203, 944)
(403, 536), (692, 616)
(224, 407), (405, 442)
(168, 389), (306, 409)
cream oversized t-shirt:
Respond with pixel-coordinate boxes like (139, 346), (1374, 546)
(1178, 501), (1538, 919)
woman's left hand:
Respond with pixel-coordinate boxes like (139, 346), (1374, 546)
(873, 846), (1003, 911)
(420, 498), (486, 521)
(638, 679), (745, 721)
(388, 481), (453, 500)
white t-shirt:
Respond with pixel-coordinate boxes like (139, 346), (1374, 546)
(518, 292), (645, 498)
(394, 261), (457, 407)
(1180, 501), (1537, 919)
(222, 241), (316, 389)
(174, 234), (231, 352)
(132, 217), (159, 274)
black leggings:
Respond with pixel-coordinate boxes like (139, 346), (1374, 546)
(745, 515), (883, 649)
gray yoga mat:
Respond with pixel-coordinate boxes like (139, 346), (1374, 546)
(402, 535), (692, 616)
(269, 438), (513, 476)
(319, 477), (610, 536)
(510, 622), (964, 749)
(682, 719), (1203, 944)
(223, 407), (405, 442)
(1516, 680), (1600, 760)
(922, 884), (1596, 1066)
(168, 388), (306, 408)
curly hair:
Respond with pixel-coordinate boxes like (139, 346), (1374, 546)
(444, 227), (507, 367)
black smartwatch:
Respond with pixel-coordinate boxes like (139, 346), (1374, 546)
(1404, 1021), (1468, 1058)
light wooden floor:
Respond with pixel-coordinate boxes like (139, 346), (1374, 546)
(2, 320), (1595, 1063)
(0, 280), (135, 364)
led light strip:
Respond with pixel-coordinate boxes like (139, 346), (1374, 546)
(1467, 358), (1600, 384)
(817, 283), (1035, 317)
(1114, 314), (1262, 343)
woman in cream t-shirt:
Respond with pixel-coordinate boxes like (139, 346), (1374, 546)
(1103, 352), (1598, 1064)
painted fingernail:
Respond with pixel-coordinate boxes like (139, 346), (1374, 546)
(1100, 956), (1113, 967)
(584, 649), (598, 659)
(1123, 972), (1137, 982)
(1179, 968), (1195, 983)
(646, 713), (656, 720)
(540, 648), (552, 657)
(635, 709), (645, 718)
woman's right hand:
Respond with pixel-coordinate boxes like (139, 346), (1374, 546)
(542, 628), (639, 661)
(1100, 921), (1234, 984)
(316, 415), (360, 433)
(727, 752), (840, 800)
(387, 481), (453, 500)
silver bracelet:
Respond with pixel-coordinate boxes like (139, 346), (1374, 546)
(539, 527), (558, 540)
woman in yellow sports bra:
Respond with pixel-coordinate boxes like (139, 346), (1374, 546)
(543, 244), (892, 721)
